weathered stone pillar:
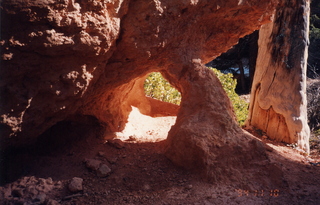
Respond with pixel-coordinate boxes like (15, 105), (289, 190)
(246, 0), (310, 153)
(164, 60), (269, 181)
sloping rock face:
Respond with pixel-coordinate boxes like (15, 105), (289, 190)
(1, 0), (278, 177)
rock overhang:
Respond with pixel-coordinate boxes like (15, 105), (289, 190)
(0, 0), (280, 179)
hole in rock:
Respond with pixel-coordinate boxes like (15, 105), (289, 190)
(144, 72), (181, 106)
(114, 72), (181, 143)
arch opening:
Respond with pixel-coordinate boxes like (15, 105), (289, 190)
(114, 72), (181, 143)
(144, 72), (181, 106)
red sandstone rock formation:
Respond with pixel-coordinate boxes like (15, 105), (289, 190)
(1, 0), (279, 178)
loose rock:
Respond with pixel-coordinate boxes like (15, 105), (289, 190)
(85, 159), (101, 171)
(68, 177), (83, 193)
(107, 139), (125, 149)
(98, 151), (106, 157)
(142, 184), (151, 191)
(186, 184), (193, 189)
(26, 186), (38, 197)
(97, 164), (112, 178)
(106, 156), (118, 164)
(35, 193), (46, 203)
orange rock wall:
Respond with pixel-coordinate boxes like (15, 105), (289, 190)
(0, 0), (278, 162)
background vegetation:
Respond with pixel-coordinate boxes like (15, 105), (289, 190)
(144, 68), (249, 125)
(307, 80), (320, 132)
(144, 72), (181, 105)
(207, 1), (320, 92)
(210, 68), (249, 126)
(309, 0), (320, 78)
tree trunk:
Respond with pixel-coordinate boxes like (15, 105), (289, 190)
(246, 0), (310, 153)
(237, 58), (247, 93)
(248, 30), (259, 88)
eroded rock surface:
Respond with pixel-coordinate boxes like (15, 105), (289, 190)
(1, 0), (278, 177)
(1, 0), (129, 146)
(0, 176), (63, 204)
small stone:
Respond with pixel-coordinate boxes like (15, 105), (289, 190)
(26, 186), (38, 196)
(97, 164), (111, 177)
(68, 177), (83, 193)
(107, 139), (125, 149)
(186, 184), (193, 189)
(107, 156), (118, 164)
(46, 177), (53, 185)
(54, 181), (63, 189)
(143, 184), (151, 191)
(39, 178), (46, 185)
(98, 151), (106, 157)
(127, 135), (137, 141)
(85, 159), (101, 171)
(35, 193), (46, 203)
(55, 181), (62, 186)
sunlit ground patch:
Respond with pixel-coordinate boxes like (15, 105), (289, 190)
(115, 107), (176, 143)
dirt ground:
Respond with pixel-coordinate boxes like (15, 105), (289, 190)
(0, 107), (319, 205)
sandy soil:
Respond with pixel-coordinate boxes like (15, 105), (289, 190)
(0, 107), (319, 205)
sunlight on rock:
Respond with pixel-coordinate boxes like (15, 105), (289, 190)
(115, 107), (176, 142)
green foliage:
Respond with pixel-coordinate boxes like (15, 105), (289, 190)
(209, 68), (249, 126)
(144, 69), (249, 125)
(310, 26), (320, 40)
(309, 1), (320, 78)
(310, 14), (320, 40)
(307, 80), (320, 132)
(144, 72), (181, 105)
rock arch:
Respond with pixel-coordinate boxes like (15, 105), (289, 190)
(1, 0), (279, 179)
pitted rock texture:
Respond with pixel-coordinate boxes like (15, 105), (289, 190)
(1, 0), (278, 175)
(0, 176), (63, 204)
(1, 0), (129, 146)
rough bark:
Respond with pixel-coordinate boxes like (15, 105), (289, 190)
(248, 30), (259, 87)
(246, 0), (310, 153)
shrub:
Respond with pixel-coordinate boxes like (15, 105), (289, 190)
(307, 79), (320, 132)
(144, 72), (181, 105)
(144, 69), (249, 125)
(209, 68), (249, 126)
